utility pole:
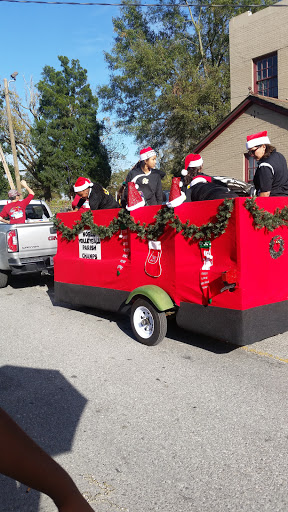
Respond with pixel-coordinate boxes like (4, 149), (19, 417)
(0, 143), (15, 189)
(3, 74), (22, 198)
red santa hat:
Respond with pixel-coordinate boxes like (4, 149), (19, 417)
(139, 147), (156, 161)
(166, 177), (186, 208)
(74, 177), (93, 192)
(126, 182), (146, 211)
(246, 130), (270, 150)
(181, 154), (203, 176)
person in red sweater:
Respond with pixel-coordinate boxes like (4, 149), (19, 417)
(71, 193), (90, 212)
(0, 180), (34, 224)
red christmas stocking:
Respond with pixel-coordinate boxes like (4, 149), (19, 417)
(145, 241), (162, 278)
(200, 270), (211, 304)
(199, 241), (213, 304)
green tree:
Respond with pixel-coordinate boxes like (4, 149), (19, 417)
(0, 158), (9, 198)
(0, 162), (14, 199)
(108, 168), (128, 197)
(32, 56), (111, 199)
(98, 0), (273, 172)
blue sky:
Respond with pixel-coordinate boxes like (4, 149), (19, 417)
(0, 0), (139, 169)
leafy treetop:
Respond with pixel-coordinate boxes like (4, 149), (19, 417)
(98, 0), (273, 174)
(31, 56), (111, 199)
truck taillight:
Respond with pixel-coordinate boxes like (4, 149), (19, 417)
(7, 230), (18, 252)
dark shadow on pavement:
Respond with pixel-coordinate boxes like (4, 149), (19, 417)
(0, 365), (87, 512)
(7, 273), (54, 290)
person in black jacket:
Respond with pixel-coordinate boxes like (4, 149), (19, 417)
(73, 177), (119, 210)
(246, 130), (288, 197)
(181, 154), (237, 201)
(123, 147), (163, 207)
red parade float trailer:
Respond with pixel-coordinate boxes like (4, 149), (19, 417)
(54, 197), (288, 346)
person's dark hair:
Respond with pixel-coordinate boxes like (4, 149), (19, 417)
(183, 165), (203, 186)
(262, 144), (276, 159)
(130, 160), (142, 173)
(117, 183), (126, 203)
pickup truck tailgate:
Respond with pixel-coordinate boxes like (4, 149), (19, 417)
(15, 222), (57, 256)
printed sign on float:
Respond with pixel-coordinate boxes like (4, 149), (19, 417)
(79, 230), (101, 260)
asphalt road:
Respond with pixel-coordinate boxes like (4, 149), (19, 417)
(0, 274), (287, 512)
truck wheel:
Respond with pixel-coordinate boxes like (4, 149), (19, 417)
(130, 298), (167, 346)
(0, 271), (9, 288)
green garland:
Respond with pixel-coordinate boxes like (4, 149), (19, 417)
(244, 197), (288, 231)
(53, 199), (235, 243)
(53, 197), (288, 244)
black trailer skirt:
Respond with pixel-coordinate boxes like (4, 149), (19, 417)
(54, 281), (130, 314)
(176, 300), (288, 345)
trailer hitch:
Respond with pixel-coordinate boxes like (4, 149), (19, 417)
(220, 269), (237, 293)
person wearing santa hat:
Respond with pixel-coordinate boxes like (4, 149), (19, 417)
(73, 177), (119, 210)
(123, 147), (163, 206)
(181, 154), (237, 201)
(246, 131), (288, 197)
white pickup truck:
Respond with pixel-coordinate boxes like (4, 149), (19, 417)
(0, 199), (58, 288)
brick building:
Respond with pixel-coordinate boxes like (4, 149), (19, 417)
(194, 0), (288, 182)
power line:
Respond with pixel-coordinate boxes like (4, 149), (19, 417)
(0, 0), (286, 7)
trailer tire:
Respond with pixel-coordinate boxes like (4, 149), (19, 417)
(130, 298), (167, 346)
(0, 271), (9, 288)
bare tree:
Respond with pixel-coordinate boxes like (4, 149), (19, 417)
(100, 116), (128, 172)
(0, 76), (39, 187)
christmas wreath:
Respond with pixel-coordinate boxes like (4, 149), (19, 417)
(53, 199), (234, 243)
(269, 235), (285, 259)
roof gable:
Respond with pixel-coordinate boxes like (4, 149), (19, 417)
(194, 95), (288, 152)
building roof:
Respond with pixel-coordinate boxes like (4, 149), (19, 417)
(194, 94), (288, 153)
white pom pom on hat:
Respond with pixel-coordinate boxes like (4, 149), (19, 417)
(181, 169), (188, 176)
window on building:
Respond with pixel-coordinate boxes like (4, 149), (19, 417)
(254, 53), (278, 98)
(245, 154), (257, 183)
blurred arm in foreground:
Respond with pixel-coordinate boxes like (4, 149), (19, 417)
(0, 407), (94, 512)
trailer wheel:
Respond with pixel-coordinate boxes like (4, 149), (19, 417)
(0, 271), (9, 288)
(130, 298), (167, 346)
